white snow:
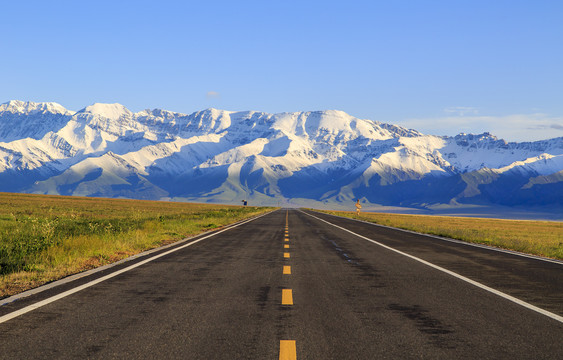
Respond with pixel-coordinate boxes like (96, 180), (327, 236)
(1, 100), (561, 206)
(0, 100), (74, 116)
(82, 103), (132, 121)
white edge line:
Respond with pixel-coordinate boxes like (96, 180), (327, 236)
(0, 211), (273, 325)
(1, 210), (277, 306)
(308, 210), (563, 265)
(302, 210), (563, 324)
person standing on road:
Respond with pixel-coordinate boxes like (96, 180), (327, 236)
(355, 199), (362, 215)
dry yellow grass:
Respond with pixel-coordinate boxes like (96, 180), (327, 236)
(317, 210), (563, 260)
(0, 192), (274, 297)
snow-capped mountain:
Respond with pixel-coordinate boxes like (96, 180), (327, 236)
(0, 100), (75, 142)
(1, 100), (561, 212)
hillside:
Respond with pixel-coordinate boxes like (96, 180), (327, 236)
(1, 100), (561, 215)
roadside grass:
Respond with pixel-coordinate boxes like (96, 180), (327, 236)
(0, 192), (274, 298)
(314, 210), (563, 260)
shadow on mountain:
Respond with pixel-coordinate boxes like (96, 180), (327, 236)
(276, 158), (460, 206)
(154, 165), (230, 198)
(513, 183), (563, 206)
(102, 174), (168, 200)
(463, 172), (563, 207)
(58, 167), (103, 195)
(145, 138), (232, 197)
(360, 175), (467, 206)
(278, 164), (366, 200)
(0, 167), (62, 193)
(0, 112), (73, 142)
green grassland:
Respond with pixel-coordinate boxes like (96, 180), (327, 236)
(0, 192), (273, 298)
(315, 210), (563, 260)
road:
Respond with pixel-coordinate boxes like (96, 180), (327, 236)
(0, 209), (561, 359)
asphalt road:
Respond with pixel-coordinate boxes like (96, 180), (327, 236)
(0, 209), (561, 359)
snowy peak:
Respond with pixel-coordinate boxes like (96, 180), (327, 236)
(0, 100), (561, 211)
(455, 132), (498, 142)
(453, 132), (506, 149)
(79, 103), (132, 120)
(269, 110), (400, 145)
(138, 108), (185, 119)
(0, 100), (74, 116)
(189, 108), (236, 133)
(495, 153), (563, 176)
(0, 100), (75, 142)
(454, 132), (563, 152)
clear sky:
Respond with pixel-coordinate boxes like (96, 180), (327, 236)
(1, 0), (562, 142)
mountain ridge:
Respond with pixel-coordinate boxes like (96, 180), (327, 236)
(1, 100), (561, 216)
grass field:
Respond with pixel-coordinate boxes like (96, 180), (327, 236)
(0, 192), (274, 298)
(315, 210), (563, 260)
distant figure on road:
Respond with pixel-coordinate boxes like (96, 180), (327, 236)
(355, 199), (362, 215)
(241, 200), (248, 206)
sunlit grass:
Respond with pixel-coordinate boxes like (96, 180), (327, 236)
(315, 210), (563, 260)
(0, 192), (274, 297)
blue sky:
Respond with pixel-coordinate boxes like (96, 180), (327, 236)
(1, 0), (562, 141)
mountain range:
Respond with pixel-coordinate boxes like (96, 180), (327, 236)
(1, 100), (561, 217)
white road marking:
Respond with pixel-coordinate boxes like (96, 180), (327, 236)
(311, 210), (563, 265)
(0, 212), (273, 325)
(303, 211), (563, 324)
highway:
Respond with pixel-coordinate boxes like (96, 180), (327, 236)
(0, 209), (561, 359)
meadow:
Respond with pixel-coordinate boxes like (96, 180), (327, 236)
(0, 192), (273, 298)
(316, 210), (563, 260)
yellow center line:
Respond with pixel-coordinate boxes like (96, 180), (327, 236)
(280, 213), (296, 360)
(279, 340), (296, 360)
(282, 289), (293, 305)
